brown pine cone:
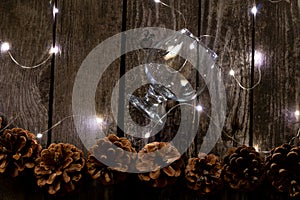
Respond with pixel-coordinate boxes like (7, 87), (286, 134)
(34, 143), (85, 195)
(0, 116), (2, 130)
(86, 134), (136, 186)
(265, 143), (300, 198)
(136, 142), (183, 188)
(221, 145), (264, 191)
(0, 128), (42, 177)
(185, 153), (223, 195)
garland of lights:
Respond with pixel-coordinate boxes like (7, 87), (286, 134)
(0, 119), (300, 198)
(0, 0), (299, 198)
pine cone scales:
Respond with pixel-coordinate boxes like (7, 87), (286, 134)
(0, 116), (2, 130)
(136, 142), (183, 188)
(34, 143), (85, 195)
(86, 134), (136, 185)
(0, 128), (42, 177)
(221, 145), (264, 191)
(185, 153), (223, 195)
(265, 143), (300, 198)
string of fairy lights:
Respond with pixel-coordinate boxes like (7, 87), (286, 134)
(0, 0), (299, 147)
(0, 1), (60, 69)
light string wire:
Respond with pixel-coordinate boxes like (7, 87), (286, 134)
(147, 102), (299, 155)
(289, 127), (300, 145)
(0, 114), (21, 133)
(268, 0), (289, 3)
(153, 0), (262, 91)
(0, 1), (59, 69)
(147, 102), (243, 147)
(145, 0), (299, 154)
(154, 0), (187, 30)
(198, 34), (262, 91)
(36, 115), (79, 138)
(0, 113), (79, 139)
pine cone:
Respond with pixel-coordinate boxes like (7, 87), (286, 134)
(136, 142), (183, 188)
(0, 116), (2, 130)
(0, 128), (42, 177)
(185, 153), (223, 195)
(34, 143), (85, 195)
(221, 145), (264, 191)
(86, 134), (136, 186)
(265, 143), (300, 198)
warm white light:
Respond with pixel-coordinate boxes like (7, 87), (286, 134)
(189, 43), (195, 50)
(253, 144), (259, 152)
(164, 42), (183, 60)
(251, 6), (258, 15)
(180, 79), (188, 86)
(295, 110), (300, 117)
(180, 29), (187, 34)
(37, 133), (43, 138)
(229, 69), (235, 76)
(196, 105), (203, 112)
(254, 50), (264, 67)
(49, 46), (59, 54)
(145, 132), (151, 138)
(53, 6), (59, 16)
(96, 117), (104, 124)
(154, 0), (161, 3)
(1, 42), (10, 52)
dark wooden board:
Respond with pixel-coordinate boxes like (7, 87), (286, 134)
(199, 0), (253, 156)
(253, 0), (300, 151)
(51, 0), (124, 199)
(0, 0), (299, 199)
(0, 0), (52, 199)
(53, 0), (123, 151)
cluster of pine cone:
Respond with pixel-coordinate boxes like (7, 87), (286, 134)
(184, 144), (300, 198)
(1, 116), (300, 199)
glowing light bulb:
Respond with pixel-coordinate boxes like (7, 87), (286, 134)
(96, 117), (104, 124)
(37, 133), (43, 138)
(253, 144), (259, 152)
(1, 42), (10, 52)
(295, 110), (300, 117)
(53, 6), (59, 17)
(196, 105), (203, 112)
(49, 46), (59, 54)
(145, 132), (151, 138)
(251, 6), (258, 15)
(189, 43), (195, 50)
(229, 69), (235, 76)
(154, 0), (161, 3)
(254, 50), (264, 67)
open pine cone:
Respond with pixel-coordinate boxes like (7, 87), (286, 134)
(185, 153), (223, 195)
(136, 142), (183, 188)
(221, 145), (264, 191)
(265, 143), (300, 198)
(34, 143), (85, 195)
(86, 134), (136, 186)
(0, 128), (42, 177)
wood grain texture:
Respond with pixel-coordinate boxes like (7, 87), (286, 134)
(253, 0), (300, 151)
(200, 0), (253, 156)
(51, 1), (123, 199)
(0, 0), (299, 199)
(0, 0), (51, 199)
(53, 0), (123, 152)
(0, 0), (51, 147)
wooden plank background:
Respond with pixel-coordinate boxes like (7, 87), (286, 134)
(0, 0), (299, 199)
